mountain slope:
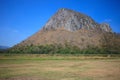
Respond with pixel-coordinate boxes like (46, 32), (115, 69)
(18, 28), (102, 49)
(0, 46), (9, 50)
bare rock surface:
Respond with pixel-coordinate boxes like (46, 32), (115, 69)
(43, 8), (112, 32)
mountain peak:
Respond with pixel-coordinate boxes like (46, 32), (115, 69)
(43, 8), (112, 32)
(57, 8), (79, 14)
(11, 8), (114, 51)
(58, 8), (69, 11)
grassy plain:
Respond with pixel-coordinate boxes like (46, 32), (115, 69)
(0, 54), (120, 80)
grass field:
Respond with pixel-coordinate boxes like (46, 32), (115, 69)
(0, 54), (120, 80)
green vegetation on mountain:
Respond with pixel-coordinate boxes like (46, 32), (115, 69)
(3, 32), (119, 54)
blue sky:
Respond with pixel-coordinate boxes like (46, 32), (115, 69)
(0, 0), (120, 47)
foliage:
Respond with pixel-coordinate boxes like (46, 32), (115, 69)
(4, 43), (119, 54)
(101, 32), (120, 54)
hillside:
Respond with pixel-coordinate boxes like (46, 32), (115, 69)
(16, 8), (111, 47)
(8, 8), (120, 54)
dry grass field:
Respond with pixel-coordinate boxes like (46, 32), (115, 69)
(0, 54), (120, 80)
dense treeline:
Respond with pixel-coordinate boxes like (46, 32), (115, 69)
(5, 44), (120, 54)
(3, 44), (104, 54)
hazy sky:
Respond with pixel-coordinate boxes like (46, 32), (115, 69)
(0, 0), (120, 47)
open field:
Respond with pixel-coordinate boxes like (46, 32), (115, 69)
(0, 54), (120, 80)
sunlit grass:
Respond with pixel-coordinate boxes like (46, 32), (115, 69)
(0, 54), (120, 80)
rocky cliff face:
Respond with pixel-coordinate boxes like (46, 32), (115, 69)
(13, 8), (113, 49)
(43, 8), (112, 32)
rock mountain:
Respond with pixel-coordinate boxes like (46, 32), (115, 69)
(15, 8), (112, 49)
(43, 8), (111, 32)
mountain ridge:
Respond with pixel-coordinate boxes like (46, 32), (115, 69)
(0, 46), (9, 50)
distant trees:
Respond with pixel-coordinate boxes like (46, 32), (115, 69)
(5, 43), (115, 54)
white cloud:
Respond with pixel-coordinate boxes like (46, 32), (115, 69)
(13, 30), (19, 33)
(104, 19), (112, 23)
